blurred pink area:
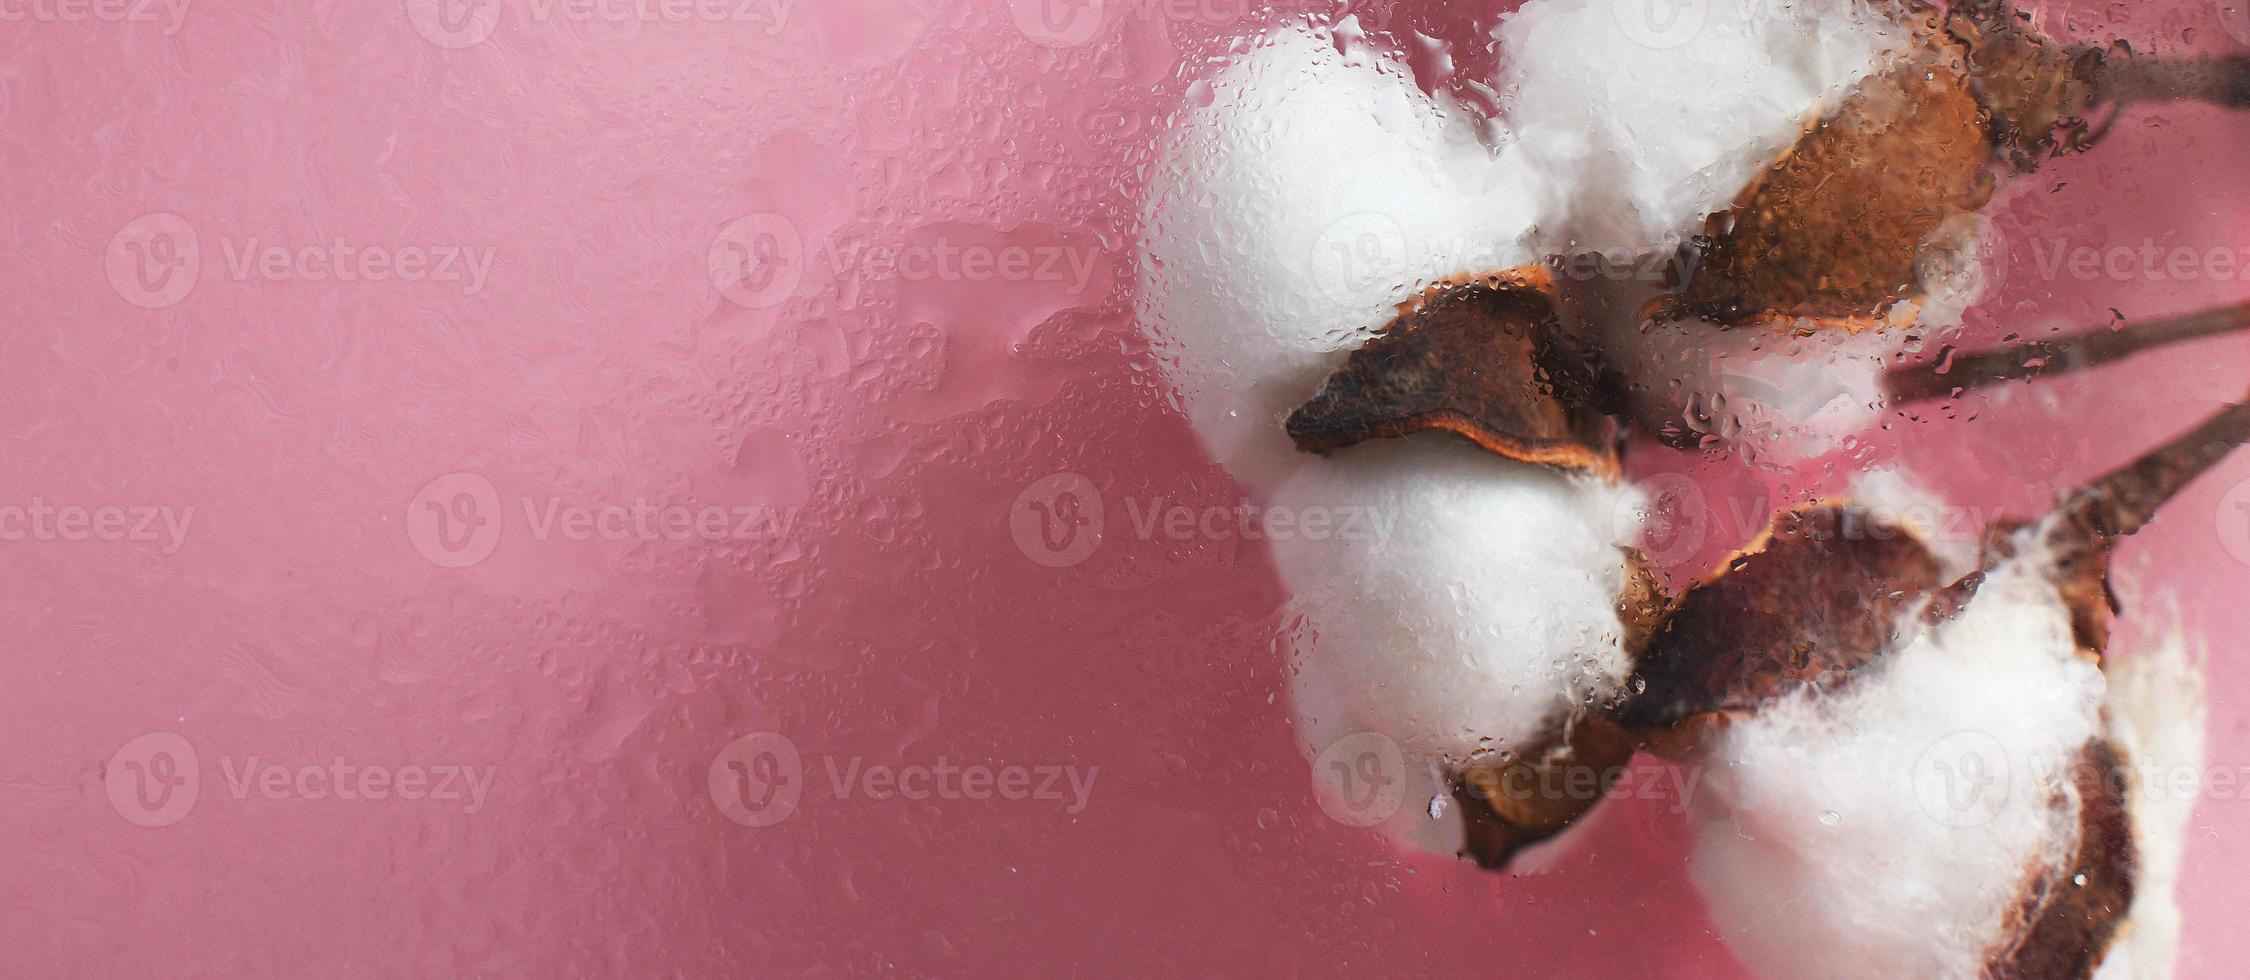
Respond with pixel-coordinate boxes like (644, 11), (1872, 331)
(1, 0), (2246, 976)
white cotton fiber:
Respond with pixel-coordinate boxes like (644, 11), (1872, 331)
(1138, 25), (1544, 490)
(1273, 438), (1640, 853)
(2093, 620), (2206, 980)
(1492, 0), (1913, 252)
(1688, 549), (2106, 979)
(1601, 315), (1905, 462)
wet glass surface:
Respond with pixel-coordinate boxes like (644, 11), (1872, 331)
(4, 0), (2250, 976)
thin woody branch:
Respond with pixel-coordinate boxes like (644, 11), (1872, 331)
(2057, 393), (2250, 543)
(1884, 301), (2250, 404)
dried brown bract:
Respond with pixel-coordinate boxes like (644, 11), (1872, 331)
(1663, 0), (2246, 330)
(1285, 272), (1620, 476)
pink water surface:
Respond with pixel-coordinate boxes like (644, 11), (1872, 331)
(3, 0), (2249, 976)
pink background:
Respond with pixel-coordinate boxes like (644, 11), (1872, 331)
(2, 0), (2247, 976)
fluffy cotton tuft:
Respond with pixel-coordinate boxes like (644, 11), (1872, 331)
(1688, 550), (2106, 979)
(1138, 26), (1543, 489)
(1493, 0), (1912, 252)
(2094, 620), (2207, 980)
(1274, 439), (1639, 853)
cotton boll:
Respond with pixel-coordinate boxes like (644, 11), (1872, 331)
(1272, 437), (1640, 854)
(1138, 23), (1651, 863)
(1493, 0), (1912, 253)
(1138, 26), (1544, 490)
(1686, 553), (2108, 980)
(1484, 0), (1937, 454)
(2093, 622), (2207, 980)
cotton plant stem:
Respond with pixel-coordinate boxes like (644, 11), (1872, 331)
(1884, 301), (2250, 404)
(2058, 393), (2250, 543)
(2095, 54), (2250, 110)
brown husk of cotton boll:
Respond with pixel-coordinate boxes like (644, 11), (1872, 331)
(1447, 716), (1637, 870)
(1285, 270), (1623, 479)
(1607, 503), (1948, 758)
(1656, 9), (1995, 330)
(1445, 548), (1668, 869)
(1655, 0), (2250, 333)
(1607, 394), (2250, 978)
